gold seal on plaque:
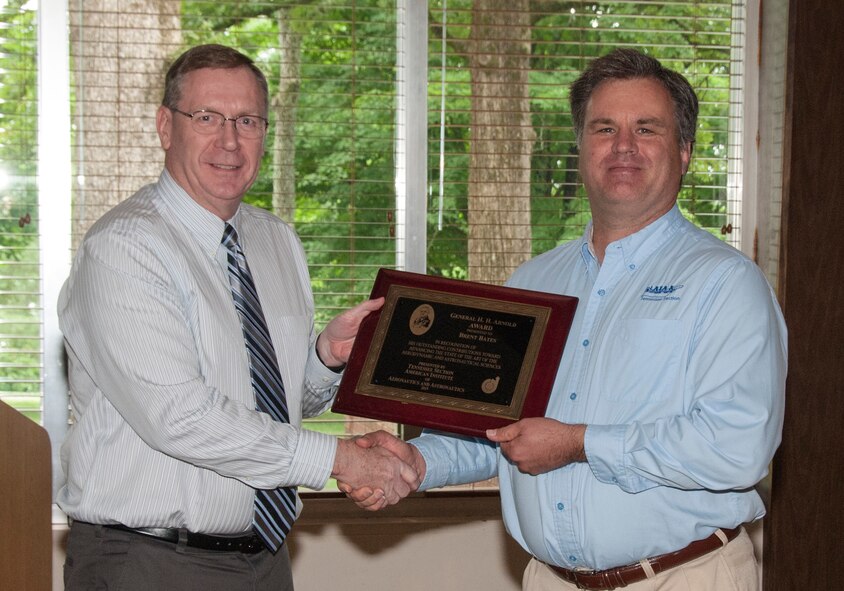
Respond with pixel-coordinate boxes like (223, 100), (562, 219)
(409, 304), (435, 336)
(482, 376), (500, 394)
(331, 268), (579, 438)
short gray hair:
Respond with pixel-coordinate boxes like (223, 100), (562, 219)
(569, 48), (698, 149)
(162, 44), (269, 115)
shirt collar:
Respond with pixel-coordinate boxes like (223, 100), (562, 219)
(157, 169), (241, 259)
(578, 204), (685, 274)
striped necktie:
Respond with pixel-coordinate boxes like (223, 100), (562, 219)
(222, 223), (297, 553)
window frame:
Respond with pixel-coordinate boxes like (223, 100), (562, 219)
(39, 0), (72, 500)
(35, 0), (762, 509)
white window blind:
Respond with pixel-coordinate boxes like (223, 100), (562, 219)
(0, 1), (41, 421)
(427, 0), (745, 286)
(66, 0), (403, 464)
(3, 0), (753, 497)
(68, 0), (400, 325)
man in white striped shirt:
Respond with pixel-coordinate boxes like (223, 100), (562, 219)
(58, 44), (418, 591)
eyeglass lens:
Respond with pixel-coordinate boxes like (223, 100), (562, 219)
(185, 110), (267, 138)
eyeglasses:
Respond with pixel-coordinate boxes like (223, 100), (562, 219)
(169, 107), (269, 139)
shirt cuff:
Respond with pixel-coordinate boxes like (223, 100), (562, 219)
(410, 437), (447, 491)
(584, 423), (628, 486)
(306, 343), (344, 385)
(287, 428), (338, 490)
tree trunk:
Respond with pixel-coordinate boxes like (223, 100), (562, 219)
(272, 7), (302, 225)
(467, 0), (535, 284)
(68, 0), (182, 246)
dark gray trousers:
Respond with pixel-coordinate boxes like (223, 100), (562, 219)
(64, 521), (295, 591)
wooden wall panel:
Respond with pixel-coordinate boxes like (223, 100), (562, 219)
(764, 0), (844, 587)
(0, 401), (52, 590)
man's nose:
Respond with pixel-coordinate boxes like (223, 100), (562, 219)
(216, 118), (240, 149)
(612, 127), (638, 155)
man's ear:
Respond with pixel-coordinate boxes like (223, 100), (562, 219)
(156, 105), (172, 151)
(681, 140), (694, 175)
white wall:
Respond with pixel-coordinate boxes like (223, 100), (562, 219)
(52, 500), (765, 590)
(290, 519), (528, 590)
(52, 495), (530, 591)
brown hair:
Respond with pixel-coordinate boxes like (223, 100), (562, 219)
(569, 48), (698, 149)
(162, 44), (269, 114)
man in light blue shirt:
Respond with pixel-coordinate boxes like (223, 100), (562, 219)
(347, 49), (786, 590)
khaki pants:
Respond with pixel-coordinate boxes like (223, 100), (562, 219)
(523, 529), (758, 591)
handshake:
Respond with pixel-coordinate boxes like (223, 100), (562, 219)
(329, 418), (588, 510)
(331, 430), (425, 511)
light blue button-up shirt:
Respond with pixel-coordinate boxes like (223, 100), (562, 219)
(413, 205), (787, 570)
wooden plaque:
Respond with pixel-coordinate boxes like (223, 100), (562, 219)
(332, 269), (578, 438)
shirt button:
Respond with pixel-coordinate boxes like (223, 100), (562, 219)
(597, 289), (606, 296)
(569, 392), (577, 401)
(582, 339), (590, 347)
(569, 555), (578, 562)
(556, 502), (565, 511)
(628, 263), (636, 271)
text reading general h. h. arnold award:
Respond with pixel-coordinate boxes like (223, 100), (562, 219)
(332, 269), (578, 438)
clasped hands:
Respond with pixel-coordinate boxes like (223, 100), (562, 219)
(317, 297), (587, 509)
(331, 432), (424, 510)
(334, 419), (587, 511)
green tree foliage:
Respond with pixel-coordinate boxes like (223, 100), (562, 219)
(427, 0), (735, 269)
(176, 0), (736, 316)
(0, 0), (40, 418)
(0, 0), (740, 418)
(180, 0), (398, 326)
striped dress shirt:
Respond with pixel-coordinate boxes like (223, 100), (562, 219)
(57, 170), (340, 534)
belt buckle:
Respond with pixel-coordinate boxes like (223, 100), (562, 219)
(571, 568), (599, 591)
(571, 566), (628, 591)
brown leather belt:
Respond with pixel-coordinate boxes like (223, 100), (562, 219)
(545, 527), (741, 590)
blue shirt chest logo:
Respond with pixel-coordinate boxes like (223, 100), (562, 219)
(641, 284), (684, 301)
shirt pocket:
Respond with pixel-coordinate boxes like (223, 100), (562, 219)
(600, 318), (683, 403)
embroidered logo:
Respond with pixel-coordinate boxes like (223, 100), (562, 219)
(641, 284), (684, 301)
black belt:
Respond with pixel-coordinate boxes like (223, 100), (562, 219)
(545, 527), (741, 590)
(80, 522), (266, 554)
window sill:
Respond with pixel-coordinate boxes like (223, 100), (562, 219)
(298, 490), (502, 525)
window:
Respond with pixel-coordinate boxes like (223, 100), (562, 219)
(426, 1), (745, 287)
(1, 0), (756, 497)
(0, 2), (40, 420)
